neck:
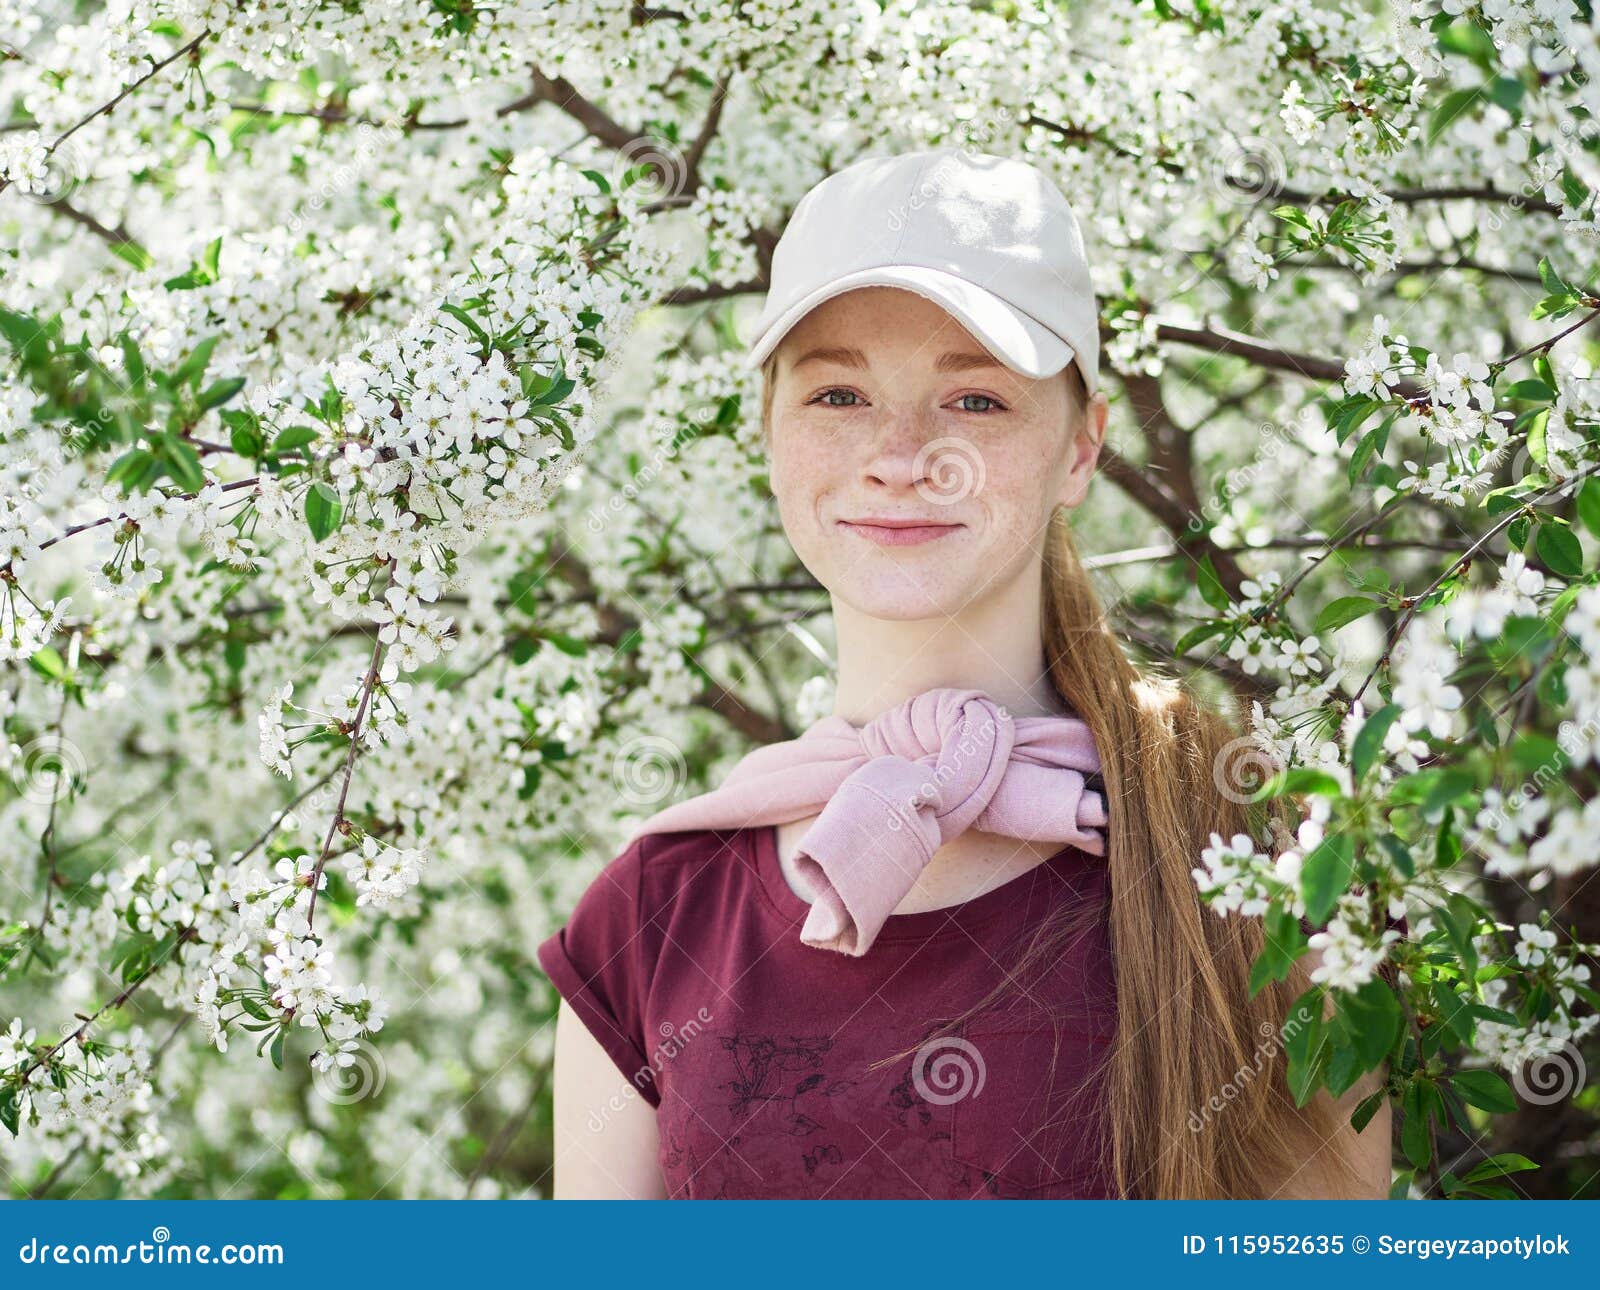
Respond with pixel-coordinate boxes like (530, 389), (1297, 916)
(828, 571), (1067, 725)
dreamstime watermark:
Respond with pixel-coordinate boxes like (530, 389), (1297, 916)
(1511, 1042), (1587, 1106)
(586, 1006), (714, 1132)
(6, 134), (86, 205)
(9, 732), (88, 807)
(606, 134), (693, 199)
(882, 115), (1013, 235)
(1469, 714), (1600, 848)
(1188, 1016), (1307, 1134)
(17, 1226), (284, 1266)
(610, 733), (687, 808)
(584, 404), (718, 534)
(913, 436), (987, 506)
(310, 1036), (385, 1105)
(1211, 734), (1288, 806)
(883, 707), (1006, 833)
(1482, 111), (1600, 240)
(1211, 134), (1288, 207)
(1184, 417), (1304, 539)
(285, 120), (405, 235)
(911, 1034), (987, 1105)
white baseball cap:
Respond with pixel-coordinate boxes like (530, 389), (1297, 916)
(743, 147), (1099, 394)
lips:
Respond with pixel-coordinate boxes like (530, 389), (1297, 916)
(836, 517), (964, 547)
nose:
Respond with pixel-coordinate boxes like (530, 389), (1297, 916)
(859, 404), (937, 491)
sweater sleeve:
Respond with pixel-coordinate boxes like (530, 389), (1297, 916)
(536, 834), (660, 1107)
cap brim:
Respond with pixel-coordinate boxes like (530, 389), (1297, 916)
(741, 265), (1077, 383)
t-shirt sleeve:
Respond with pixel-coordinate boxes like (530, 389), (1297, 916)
(536, 834), (660, 1107)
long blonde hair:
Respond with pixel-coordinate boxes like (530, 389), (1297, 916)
(758, 354), (1365, 1198)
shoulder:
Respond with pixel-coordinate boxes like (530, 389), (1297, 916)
(620, 826), (759, 923)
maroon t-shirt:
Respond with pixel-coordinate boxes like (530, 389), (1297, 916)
(536, 824), (1118, 1199)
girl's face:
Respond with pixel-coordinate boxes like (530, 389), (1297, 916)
(766, 286), (1103, 621)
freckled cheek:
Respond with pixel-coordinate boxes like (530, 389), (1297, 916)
(972, 464), (1052, 554)
(768, 445), (830, 544)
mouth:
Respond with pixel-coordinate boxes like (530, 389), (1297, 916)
(836, 517), (965, 547)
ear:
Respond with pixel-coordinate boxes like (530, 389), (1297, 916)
(1056, 390), (1107, 510)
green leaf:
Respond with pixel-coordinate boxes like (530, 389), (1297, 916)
(1508, 733), (1562, 774)
(1428, 86), (1483, 145)
(1283, 989), (1328, 1107)
(1436, 18), (1497, 68)
(228, 415), (264, 459)
(318, 379), (343, 426)
(1265, 766), (1345, 800)
(1461, 1152), (1539, 1183)
(1337, 978), (1403, 1069)
(268, 1028), (286, 1071)
(172, 335), (219, 390)
(1538, 256), (1572, 298)
(1400, 1080), (1433, 1168)
(1431, 981), (1475, 1047)
(119, 333), (146, 385)
(1351, 703), (1401, 783)
(1172, 620), (1229, 656)
(1314, 596), (1377, 634)
(1249, 903), (1308, 997)
(1300, 832), (1354, 924)
(527, 365), (575, 407)
(1535, 521), (1585, 577)
(198, 376), (247, 411)
(106, 447), (155, 489)
(1348, 424), (1382, 484)
(1435, 893), (1482, 979)
(1578, 477), (1600, 540)
(271, 425), (321, 454)
(1327, 393), (1382, 446)
(108, 239), (154, 272)
(1272, 205), (1314, 231)
(28, 644), (68, 683)
(538, 630), (590, 657)
(304, 482), (343, 543)
(439, 301), (490, 350)
(161, 435), (204, 493)
(1376, 832), (1414, 879)
(1485, 76), (1525, 115)
(1501, 378), (1556, 402)
(1351, 1089), (1386, 1133)
(1391, 767), (1475, 814)
(1452, 1068), (1518, 1114)
(1195, 553), (1230, 610)
(1325, 1039), (1363, 1098)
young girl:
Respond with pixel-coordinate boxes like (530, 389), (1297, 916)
(537, 148), (1394, 1200)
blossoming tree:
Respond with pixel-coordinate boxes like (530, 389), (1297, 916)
(1, 0), (1598, 1199)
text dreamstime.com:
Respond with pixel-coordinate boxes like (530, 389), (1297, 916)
(18, 1228), (284, 1266)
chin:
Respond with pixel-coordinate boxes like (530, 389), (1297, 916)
(830, 572), (973, 622)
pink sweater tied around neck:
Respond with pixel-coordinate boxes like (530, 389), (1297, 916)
(625, 688), (1109, 957)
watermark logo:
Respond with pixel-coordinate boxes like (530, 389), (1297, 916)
(911, 1035), (987, 1105)
(1512, 1043), (1586, 1106)
(913, 436), (986, 506)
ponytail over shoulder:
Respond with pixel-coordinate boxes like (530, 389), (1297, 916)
(1041, 510), (1364, 1198)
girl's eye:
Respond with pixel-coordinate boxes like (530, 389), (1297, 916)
(812, 388), (862, 408)
(953, 393), (1005, 414)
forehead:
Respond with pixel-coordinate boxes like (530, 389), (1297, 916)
(774, 288), (1015, 378)
(780, 285), (980, 346)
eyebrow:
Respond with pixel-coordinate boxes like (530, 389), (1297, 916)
(789, 346), (1007, 374)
